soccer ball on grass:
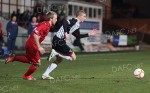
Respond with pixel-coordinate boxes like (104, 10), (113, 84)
(134, 68), (144, 79)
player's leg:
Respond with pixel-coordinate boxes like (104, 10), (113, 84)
(23, 63), (39, 81)
(48, 36), (73, 61)
(78, 39), (84, 51)
(5, 54), (38, 80)
(5, 43), (33, 64)
(5, 55), (30, 64)
(23, 51), (41, 80)
(70, 51), (76, 61)
(73, 39), (84, 51)
(42, 51), (76, 80)
(42, 56), (63, 79)
(48, 49), (72, 61)
(48, 38), (74, 61)
(52, 50), (76, 61)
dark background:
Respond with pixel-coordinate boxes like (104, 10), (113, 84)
(112, 0), (150, 18)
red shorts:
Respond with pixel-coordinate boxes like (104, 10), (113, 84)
(25, 42), (40, 65)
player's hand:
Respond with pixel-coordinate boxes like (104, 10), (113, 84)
(37, 61), (41, 66)
(38, 47), (45, 54)
(88, 29), (97, 36)
(65, 33), (71, 41)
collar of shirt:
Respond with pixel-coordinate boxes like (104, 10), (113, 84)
(76, 22), (80, 27)
(74, 18), (80, 26)
(31, 22), (38, 25)
(11, 21), (17, 24)
(44, 21), (51, 27)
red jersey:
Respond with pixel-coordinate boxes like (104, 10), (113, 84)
(26, 21), (51, 50)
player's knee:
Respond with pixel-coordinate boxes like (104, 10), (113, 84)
(56, 56), (63, 61)
(54, 60), (62, 65)
(55, 56), (63, 64)
(54, 61), (60, 65)
(71, 52), (76, 61)
(33, 64), (40, 68)
(34, 59), (41, 67)
(71, 56), (76, 61)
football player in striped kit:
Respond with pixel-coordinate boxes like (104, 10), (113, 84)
(42, 10), (97, 79)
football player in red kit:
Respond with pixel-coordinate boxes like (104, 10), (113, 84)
(5, 11), (57, 80)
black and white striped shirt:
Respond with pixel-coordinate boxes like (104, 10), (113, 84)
(55, 18), (80, 39)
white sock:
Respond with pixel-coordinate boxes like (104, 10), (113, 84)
(57, 54), (72, 61)
(43, 63), (57, 76)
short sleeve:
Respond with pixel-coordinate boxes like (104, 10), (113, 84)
(33, 23), (47, 36)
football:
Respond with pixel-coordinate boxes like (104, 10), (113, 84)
(134, 68), (144, 79)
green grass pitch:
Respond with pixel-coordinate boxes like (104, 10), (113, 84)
(0, 51), (150, 93)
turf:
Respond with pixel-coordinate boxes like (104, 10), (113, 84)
(0, 50), (150, 93)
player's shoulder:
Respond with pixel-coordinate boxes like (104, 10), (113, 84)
(68, 18), (77, 25)
(68, 18), (77, 23)
(37, 21), (50, 28)
(39, 21), (48, 25)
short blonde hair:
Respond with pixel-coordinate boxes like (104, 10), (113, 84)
(46, 11), (57, 21)
(76, 10), (86, 17)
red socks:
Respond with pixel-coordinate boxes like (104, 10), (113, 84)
(24, 65), (37, 76)
(14, 56), (38, 76)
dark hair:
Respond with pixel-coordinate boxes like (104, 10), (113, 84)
(30, 15), (37, 22)
(76, 10), (86, 17)
(11, 15), (17, 19)
(46, 11), (57, 21)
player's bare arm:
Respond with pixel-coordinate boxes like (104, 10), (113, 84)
(33, 33), (45, 54)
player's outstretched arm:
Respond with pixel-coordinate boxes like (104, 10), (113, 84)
(88, 29), (97, 36)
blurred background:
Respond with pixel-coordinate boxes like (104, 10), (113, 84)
(0, 0), (150, 56)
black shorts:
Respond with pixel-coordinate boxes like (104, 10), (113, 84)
(52, 36), (73, 56)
